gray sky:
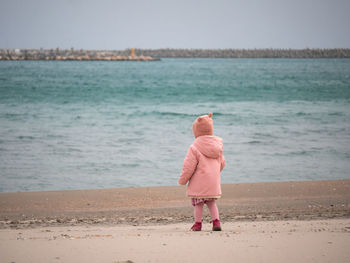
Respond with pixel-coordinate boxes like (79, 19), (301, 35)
(1, 0), (349, 50)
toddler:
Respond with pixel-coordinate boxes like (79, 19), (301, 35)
(178, 113), (225, 231)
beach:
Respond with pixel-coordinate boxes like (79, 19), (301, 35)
(0, 180), (349, 262)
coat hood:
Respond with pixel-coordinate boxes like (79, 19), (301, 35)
(192, 113), (213, 138)
(193, 135), (223, 159)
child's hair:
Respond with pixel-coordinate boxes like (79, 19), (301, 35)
(192, 112), (213, 138)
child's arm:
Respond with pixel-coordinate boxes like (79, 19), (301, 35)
(178, 146), (198, 185)
(220, 153), (226, 172)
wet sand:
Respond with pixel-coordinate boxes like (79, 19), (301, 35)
(0, 180), (349, 228)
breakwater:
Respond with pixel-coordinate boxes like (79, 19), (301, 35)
(1, 48), (349, 60)
(138, 48), (350, 58)
(0, 48), (159, 61)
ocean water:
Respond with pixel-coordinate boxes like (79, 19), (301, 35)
(0, 58), (350, 192)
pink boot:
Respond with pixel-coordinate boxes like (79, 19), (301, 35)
(191, 222), (202, 231)
(211, 219), (221, 231)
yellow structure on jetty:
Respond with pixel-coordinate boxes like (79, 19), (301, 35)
(131, 48), (135, 57)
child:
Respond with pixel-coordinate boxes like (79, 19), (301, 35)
(178, 112), (225, 231)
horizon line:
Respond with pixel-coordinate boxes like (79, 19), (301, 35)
(1, 47), (350, 51)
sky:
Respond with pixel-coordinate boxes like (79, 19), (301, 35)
(0, 0), (350, 50)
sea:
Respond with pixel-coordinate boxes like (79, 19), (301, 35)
(0, 58), (350, 192)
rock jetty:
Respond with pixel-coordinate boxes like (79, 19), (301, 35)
(0, 48), (159, 61)
(0, 48), (349, 60)
(136, 48), (350, 58)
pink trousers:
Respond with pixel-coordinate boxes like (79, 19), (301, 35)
(192, 199), (220, 222)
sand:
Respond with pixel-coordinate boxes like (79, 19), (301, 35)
(1, 219), (350, 263)
(0, 180), (350, 262)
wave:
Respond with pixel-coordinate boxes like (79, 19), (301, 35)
(126, 111), (235, 118)
(151, 111), (197, 117)
(328, 112), (345, 116)
(245, 140), (262, 144)
(17, 135), (36, 140)
(296, 112), (311, 116)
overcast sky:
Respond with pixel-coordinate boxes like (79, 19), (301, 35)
(1, 0), (349, 50)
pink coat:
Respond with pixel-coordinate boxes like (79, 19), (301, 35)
(178, 135), (225, 198)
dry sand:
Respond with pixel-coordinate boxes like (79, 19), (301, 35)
(0, 180), (350, 262)
(1, 219), (349, 263)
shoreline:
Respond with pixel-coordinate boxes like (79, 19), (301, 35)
(1, 179), (349, 229)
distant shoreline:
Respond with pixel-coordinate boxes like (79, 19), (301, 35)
(1, 48), (350, 60)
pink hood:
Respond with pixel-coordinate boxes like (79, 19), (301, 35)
(193, 136), (223, 159)
(178, 135), (225, 198)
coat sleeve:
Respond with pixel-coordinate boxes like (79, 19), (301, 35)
(178, 146), (198, 185)
(220, 153), (226, 172)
